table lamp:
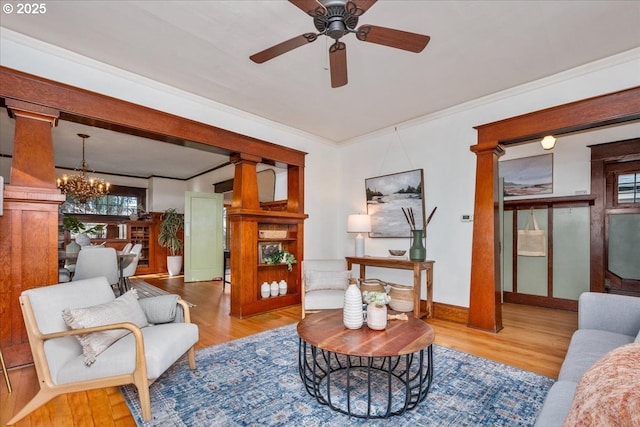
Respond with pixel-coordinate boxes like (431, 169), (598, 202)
(347, 214), (371, 257)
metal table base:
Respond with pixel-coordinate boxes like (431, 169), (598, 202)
(298, 338), (433, 419)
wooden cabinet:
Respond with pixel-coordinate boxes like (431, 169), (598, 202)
(126, 213), (166, 275)
(227, 153), (307, 318)
(229, 210), (306, 317)
(128, 221), (154, 274)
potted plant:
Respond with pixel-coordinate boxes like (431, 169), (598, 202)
(158, 208), (184, 276)
(62, 216), (105, 247)
(264, 250), (297, 272)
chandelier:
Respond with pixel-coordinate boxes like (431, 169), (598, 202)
(57, 133), (110, 203)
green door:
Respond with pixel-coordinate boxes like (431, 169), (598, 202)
(184, 191), (223, 282)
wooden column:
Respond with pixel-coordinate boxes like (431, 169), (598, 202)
(286, 164), (304, 214)
(229, 153), (261, 317)
(1, 100), (65, 368)
(468, 143), (504, 332)
(230, 153), (261, 209)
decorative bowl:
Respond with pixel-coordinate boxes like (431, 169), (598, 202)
(388, 249), (406, 256)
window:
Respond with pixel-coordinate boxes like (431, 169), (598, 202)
(60, 185), (146, 217)
(617, 172), (640, 204)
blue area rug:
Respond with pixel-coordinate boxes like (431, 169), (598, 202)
(121, 323), (553, 426)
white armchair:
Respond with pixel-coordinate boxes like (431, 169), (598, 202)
(7, 277), (198, 424)
(301, 259), (352, 318)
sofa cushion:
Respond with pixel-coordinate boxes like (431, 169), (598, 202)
(563, 343), (640, 427)
(56, 322), (199, 384)
(533, 381), (577, 427)
(62, 290), (148, 366)
(304, 270), (350, 292)
(304, 289), (345, 310)
(557, 329), (634, 382)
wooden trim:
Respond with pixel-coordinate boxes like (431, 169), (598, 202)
(503, 195), (596, 209)
(503, 292), (577, 311)
(475, 87), (640, 145)
(0, 66), (307, 167)
(469, 86), (640, 332)
(431, 302), (468, 324)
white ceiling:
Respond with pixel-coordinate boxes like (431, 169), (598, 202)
(1, 1), (639, 179)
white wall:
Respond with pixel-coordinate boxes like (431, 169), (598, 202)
(338, 50), (640, 307)
(2, 28), (639, 308)
(148, 177), (188, 213)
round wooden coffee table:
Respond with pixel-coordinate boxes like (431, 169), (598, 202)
(297, 309), (435, 419)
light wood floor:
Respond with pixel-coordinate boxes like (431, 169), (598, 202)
(1, 274), (577, 427)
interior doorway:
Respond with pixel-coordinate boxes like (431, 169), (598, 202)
(591, 139), (640, 296)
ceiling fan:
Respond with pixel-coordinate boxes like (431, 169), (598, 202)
(250, 0), (430, 88)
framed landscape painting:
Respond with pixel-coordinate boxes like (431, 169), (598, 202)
(500, 154), (553, 197)
(365, 169), (425, 238)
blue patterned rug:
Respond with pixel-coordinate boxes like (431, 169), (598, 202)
(121, 323), (553, 426)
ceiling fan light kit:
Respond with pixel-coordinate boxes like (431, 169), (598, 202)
(250, 0), (430, 88)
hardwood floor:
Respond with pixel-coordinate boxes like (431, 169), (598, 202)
(1, 274), (577, 426)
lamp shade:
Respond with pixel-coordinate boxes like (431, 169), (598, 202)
(347, 214), (371, 233)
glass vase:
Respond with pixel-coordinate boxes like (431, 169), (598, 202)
(409, 229), (426, 261)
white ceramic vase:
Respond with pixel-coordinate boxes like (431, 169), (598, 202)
(278, 280), (287, 295)
(366, 303), (388, 330)
(343, 283), (363, 329)
(261, 282), (270, 299)
(75, 233), (91, 247)
(270, 281), (279, 297)
(167, 255), (183, 276)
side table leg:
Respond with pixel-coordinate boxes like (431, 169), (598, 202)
(413, 265), (421, 318)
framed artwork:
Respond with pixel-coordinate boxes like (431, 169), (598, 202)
(499, 154), (553, 197)
(365, 169), (426, 238)
(258, 242), (282, 264)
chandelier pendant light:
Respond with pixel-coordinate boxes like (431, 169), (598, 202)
(57, 133), (110, 203)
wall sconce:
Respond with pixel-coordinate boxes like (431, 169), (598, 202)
(540, 135), (556, 150)
(347, 214), (371, 257)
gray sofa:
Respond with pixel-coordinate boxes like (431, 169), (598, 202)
(534, 292), (640, 426)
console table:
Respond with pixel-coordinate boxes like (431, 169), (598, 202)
(345, 256), (434, 318)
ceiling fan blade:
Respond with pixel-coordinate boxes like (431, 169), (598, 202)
(289, 0), (326, 17)
(329, 41), (347, 88)
(347, 0), (378, 16)
(250, 33), (318, 64)
(356, 25), (430, 53)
